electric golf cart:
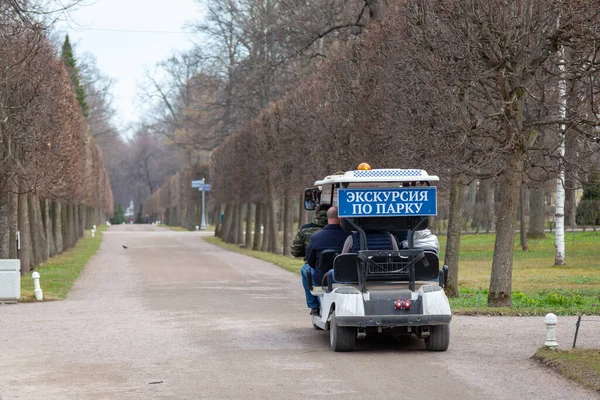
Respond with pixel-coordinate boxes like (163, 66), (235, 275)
(304, 166), (451, 352)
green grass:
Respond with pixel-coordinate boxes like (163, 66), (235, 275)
(20, 225), (106, 301)
(534, 348), (600, 392)
(205, 231), (600, 316)
(167, 225), (192, 232)
(438, 231), (600, 315)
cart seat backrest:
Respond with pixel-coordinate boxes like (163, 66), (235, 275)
(333, 253), (360, 283)
(318, 249), (340, 273)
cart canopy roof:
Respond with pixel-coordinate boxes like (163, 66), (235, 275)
(314, 169), (439, 186)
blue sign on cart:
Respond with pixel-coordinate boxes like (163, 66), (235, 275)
(338, 187), (437, 217)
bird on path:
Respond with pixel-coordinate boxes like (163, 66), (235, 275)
(122, 245), (128, 249)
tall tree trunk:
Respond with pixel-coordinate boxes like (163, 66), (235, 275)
(488, 150), (524, 307)
(277, 198), (284, 233)
(473, 180), (484, 233)
(555, 176), (566, 266)
(0, 184), (9, 258)
(214, 204), (222, 237)
(236, 203), (243, 244)
(253, 203), (263, 251)
(226, 204), (238, 243)
(444, 174), (463, 298)
(245, 203), (253, 249)
(221, 204), (233, 241)
(466, 180), (477, 231)
(179, 205), (185, 227)
(283, 188), (293, 256)
(54, 202), (63, 254)
(43, 198), (56, 258)
(9, 183), (18, 259)
(564, 183), (577, 229)
(28, 194), (46, 266)
(223, 204), (237, 243)
(528, 185), (545, 238)
(61, 202), (68, 250)
(564, 120), (578, 228)
(298, 194), (306, 230)
(18, 191), (33, 275)
(261, 204), (270, 252)
(519, 183), (528, 251)
(79, 205), (86, 237)
(68, 204), (76, 249)
(554, 44), (567, 266)
(267, 179), (280, 254)
(73, 203), (80, 240)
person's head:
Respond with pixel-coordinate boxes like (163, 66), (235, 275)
(327, 206), (340, 225)
(316, 203), (331, 213)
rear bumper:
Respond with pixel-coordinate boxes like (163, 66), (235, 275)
(335, 314), (451, 328)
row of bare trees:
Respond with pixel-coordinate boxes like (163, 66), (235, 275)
(0, 1), (113, 275)
(145, 2), (600, 307)
(137, 0), (376, 185)
(142, 164), (210, 230)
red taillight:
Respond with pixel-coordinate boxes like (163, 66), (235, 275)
(394, 299), (412, 310)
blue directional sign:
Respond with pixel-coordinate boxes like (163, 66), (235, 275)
(192, 180), (204, 188)
(199, 184), (212, 192)
(338, 187), (437, 217)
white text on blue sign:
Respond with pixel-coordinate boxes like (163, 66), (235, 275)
(338, 187), (437, 217)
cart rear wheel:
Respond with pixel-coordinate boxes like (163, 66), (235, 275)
(425, 324), (450, 351)
(330, 316), (356, 352)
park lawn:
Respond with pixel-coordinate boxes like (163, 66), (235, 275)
(167, 225), (192, 232)
(534, 348), (600, 392)
(205, 231), (600, 316)
(437, 231), (600, 315)
(20, 225), (106, 301)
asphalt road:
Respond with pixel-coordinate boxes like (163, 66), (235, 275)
(0, 224), (598, 399)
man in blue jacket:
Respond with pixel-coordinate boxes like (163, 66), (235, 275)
(301, 206), (350, 316)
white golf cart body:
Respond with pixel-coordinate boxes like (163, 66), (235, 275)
(306, 168), (452, 352)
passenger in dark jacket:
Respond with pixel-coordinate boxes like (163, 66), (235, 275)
(290, 203), (330, 259)
(301, 207), (350, 315)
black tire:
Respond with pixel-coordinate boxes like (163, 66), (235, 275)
(425, 324), (450, 351)
(330, 316), (356, 352)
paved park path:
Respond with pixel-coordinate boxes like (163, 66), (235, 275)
(1, 224), (598, 399)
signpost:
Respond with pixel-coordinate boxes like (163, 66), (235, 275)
(191, 179), (212, 230)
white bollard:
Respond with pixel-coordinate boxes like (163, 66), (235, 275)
(32, 271), (43, 301)
(544, 313), (558, 350)
(196, 226), (199, 231)
(91, 229), (95, 238)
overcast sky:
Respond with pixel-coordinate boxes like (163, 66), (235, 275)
(56, 0), (201, 134)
